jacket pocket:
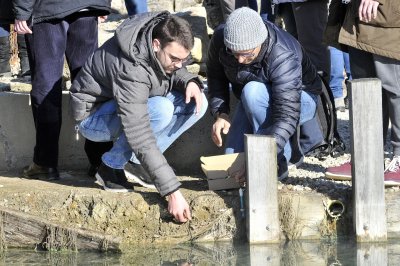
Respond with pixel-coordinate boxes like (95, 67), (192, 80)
(366, 2), (400, 27)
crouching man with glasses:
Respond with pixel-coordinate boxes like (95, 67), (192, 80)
(70, 12), (207, 223)
(207, 7), (323, 184)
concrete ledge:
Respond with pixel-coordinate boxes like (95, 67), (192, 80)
(0, 92), (220, 173)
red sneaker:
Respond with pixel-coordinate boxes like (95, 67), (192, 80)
(384, 156), (400, 186)
(325, 162), (352, 181)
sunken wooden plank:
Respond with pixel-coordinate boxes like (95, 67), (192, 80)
(244, 135), (280, 243)
(349, 79), (387, 242)
(0, 207), (120, 251)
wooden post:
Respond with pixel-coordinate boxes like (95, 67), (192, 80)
(349, 78), (387, 242)
(244, 134), (280, 243)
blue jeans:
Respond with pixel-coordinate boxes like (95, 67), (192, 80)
(78, 90), (208, 169)
(329, 46), (351, 99)
(225, 81), (317, 161)
(0, 24), (10, 37)
(125, 0), (148, 16)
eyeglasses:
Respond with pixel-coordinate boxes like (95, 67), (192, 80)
(226, 47), (256, 58)
(161, 49), (190, 64)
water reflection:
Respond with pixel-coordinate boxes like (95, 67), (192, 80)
(1, 239), (399, 265)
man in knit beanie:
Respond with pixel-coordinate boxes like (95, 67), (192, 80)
(207, 7), (324, 182)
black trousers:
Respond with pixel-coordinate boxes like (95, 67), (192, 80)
(26, 15), (99, 167)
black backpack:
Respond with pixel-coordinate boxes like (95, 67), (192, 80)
(301, 74), (346, 159)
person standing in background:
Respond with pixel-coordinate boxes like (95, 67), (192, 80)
(14, 0), (111, 180)
(125, 0), (148, 16)
(272, 0), (330, 79)
(329, 46), (351, 112)
(325, 0), (400, 182)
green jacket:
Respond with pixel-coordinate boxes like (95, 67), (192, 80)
(336, 0), (400, 60)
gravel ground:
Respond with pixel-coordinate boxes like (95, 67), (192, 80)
(283, 108), (400, 197)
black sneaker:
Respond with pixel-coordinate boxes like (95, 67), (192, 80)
(124, 162), (156, 190)
(23, 163), (60, 180)
(95, 163), (134, 192)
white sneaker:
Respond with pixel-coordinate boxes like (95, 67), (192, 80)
(124, 162), (156, 190)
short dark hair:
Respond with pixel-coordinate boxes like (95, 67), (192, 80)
(152, 15), (194, 50)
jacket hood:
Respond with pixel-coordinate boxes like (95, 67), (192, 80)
(115, 11), (170, 63)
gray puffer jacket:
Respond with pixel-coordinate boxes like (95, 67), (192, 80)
(207, 20), (322, 154)
(70, 11), (202, 196)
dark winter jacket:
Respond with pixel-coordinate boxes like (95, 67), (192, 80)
(0, 0), (13, 24)
(12, 0), (111, 23)
(70, 12), (203, 197)
(207, 20), (322, 154)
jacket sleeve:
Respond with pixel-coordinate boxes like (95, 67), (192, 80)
(113, 66), (181, 197)
(259, 50), (303, 154)
(13, 0), (35, 21)
(206, 26), (231, 116)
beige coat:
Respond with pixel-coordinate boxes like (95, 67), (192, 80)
(338, 0), (400, 60)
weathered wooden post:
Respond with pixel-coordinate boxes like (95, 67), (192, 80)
(349, 78), (387, 242)
(244, 134), (280, 243)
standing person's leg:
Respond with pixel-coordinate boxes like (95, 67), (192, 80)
(329, 47), (346, 111)
(278, 3), (297, 38)
(292, 0), (330, 78)
(348, 47), (376, 79)
(325, 47), (377, 180)
(24, 20), (69, 179)
(64, 14), (114, 175)
(124, 0), (136, 16)
(219, 0), (249, 21)
(329, 47), (345, 99)
(374, 55), (400, 159)
(260, 0), (275, 22)
(17, 34), (31, 77)
(64, 15), (98, 81)
(134, 0), (148, 13)
(125, 0), (148, 16)
(343, 51), (352, 80)
(348, 47), (378, 121)
(247, 0), (258, 11)
(0, 24), (11, 76)
(343, 50), (352, 108)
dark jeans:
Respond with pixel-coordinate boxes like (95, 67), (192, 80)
(280, 1), (330, 77)
(26, 15), (98, 167)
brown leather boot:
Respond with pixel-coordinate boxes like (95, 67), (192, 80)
(23, 162), (59, 180)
